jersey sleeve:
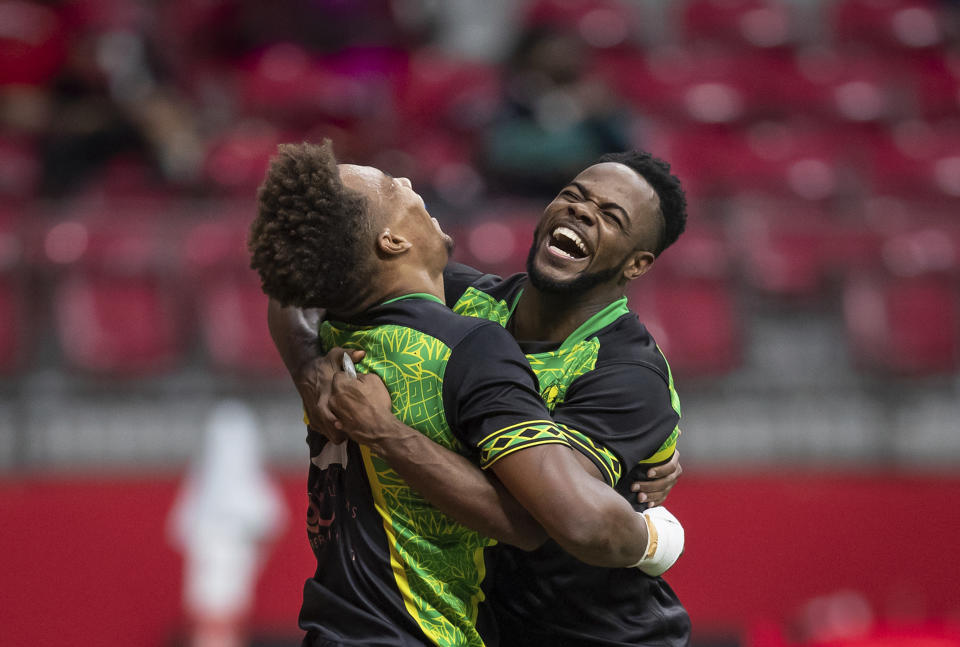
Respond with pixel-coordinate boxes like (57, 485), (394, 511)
(552, 362), (680, 491)
(443, 322), (570, 469)
(442, 262), (486, 308)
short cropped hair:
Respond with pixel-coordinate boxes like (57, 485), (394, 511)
(249, 140), (374, 311)
(595, 151), (687, 256)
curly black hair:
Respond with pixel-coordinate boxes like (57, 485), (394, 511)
(248, 140), (375, 311)
(595, 151), (687, 256)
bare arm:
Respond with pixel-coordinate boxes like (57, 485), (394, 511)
(266, 299), (361, 442)
(266, 298), (323, 376)
(329, 372), (650, 567)
(328, 372), (548, 550)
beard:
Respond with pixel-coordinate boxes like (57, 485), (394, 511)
(525, 237), (625, 294)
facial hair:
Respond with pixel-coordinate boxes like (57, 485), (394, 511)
(525, 237), (626, 294)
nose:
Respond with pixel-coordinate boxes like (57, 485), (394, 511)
(567, 202), (596, 226)
(397, 177), (412, 189)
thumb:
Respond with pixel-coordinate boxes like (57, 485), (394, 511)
(348, 349), (366, 362)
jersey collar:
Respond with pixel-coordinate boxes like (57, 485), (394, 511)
(380, 292), (445, 306)
(510, 289), (630, 352)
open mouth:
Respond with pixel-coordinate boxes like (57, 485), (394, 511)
(547, 226), (591, 261)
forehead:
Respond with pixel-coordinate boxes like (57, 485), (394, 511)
(571, 162), (659, 216)
(337, 164), (395, 204)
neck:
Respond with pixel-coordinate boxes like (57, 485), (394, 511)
(511, 282), (625, 344)
(364, 262), (445, 312)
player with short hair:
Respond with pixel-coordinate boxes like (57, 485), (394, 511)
(249, 141), (684, 647)
(325, 150), (692, 646)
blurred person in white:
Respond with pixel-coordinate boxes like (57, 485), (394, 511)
(168, 400), (287, 647)
(271, 148), (691, 646)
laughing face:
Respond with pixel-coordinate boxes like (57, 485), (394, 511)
(339, 164), (454, 272)
(527, 162), (663, 294)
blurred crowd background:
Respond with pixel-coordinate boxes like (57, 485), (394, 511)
(2, 0), (960, 646)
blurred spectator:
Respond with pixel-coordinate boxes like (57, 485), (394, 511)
(482, 25), (632, 197)
(168, 400), (286, 647)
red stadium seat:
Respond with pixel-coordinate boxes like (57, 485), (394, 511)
(677, 0), (798, 51)
(631, 276), (742, 378)
(0, 207), (28, 373)
(183, 218), (286, 378)
(732, 199), (841, 299)
(454, 205), (539, 278)
(522, 0), (643, 48)
(844, 272), (959, 375)
(862, 123), (960, 201)
(237, 44), (403, 129)
(202, 123), (282, 195)
(909, 51), (960, 119)
(0, 0), (68, 86)
(46, 216), (187, 376)
(0, 137), (40, 198)
(655, 124), (847, 200)
(786, 50), (907, 125)
(395, 53), (501, 133)
(830, 0), (947, 52)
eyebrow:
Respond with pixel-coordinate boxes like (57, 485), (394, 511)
(569, 182), (629, 225)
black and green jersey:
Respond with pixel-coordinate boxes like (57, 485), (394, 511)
(444, 263), (690, 647)
(299, 294), (570, 647)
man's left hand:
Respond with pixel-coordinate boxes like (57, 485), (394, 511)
(630, 450), (682, 508)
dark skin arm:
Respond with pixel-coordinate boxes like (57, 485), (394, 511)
(267, 302), (680, 546)
(266, 299), (362, 444)
(329, 372), (651, 567)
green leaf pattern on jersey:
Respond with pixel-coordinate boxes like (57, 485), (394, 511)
(320, 321), (495, 647)
(525, 342), (599, 410)
(451, 286), (516, 328)
(452, 286), (599, 409)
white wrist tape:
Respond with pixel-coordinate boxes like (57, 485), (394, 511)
(632, 506), (684, 577)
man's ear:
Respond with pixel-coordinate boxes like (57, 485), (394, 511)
(377, 228), (412, 256)
(623, 250), (655, 282)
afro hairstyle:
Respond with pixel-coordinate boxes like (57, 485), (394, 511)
(249, 140), (376, 312)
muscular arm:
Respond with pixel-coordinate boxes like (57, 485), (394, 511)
(266, 298), (323, 376)
(351, 410), (550, 550)
(330, 372), (651, 568)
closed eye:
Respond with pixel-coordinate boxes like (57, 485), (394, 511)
(602, 211), (624, 228)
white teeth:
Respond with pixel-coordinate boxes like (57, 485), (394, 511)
(551, 226), (588, 256)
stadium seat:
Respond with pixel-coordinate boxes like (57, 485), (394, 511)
(395, 52), (501, 133)
(862, 123), (960, 201)
(0, 137), (40, 199)
(830, 0), (947, 52)
(0, 0), (68, 86)
(46, 217), (187, 376)
(238, 44), (402, 129)
(677, 0), (798, 51)
(455, 206), (539, 278)
(844, 272), (959, 376)
(183, 217), (286, 378)
(522, 0), (643, 49)
(732, 199), (840, 299)
(786, 50), (907, 125)
(655, 124), (847, 200)
(202, 122), (282, 195)
(631, 275), (741, 378)
(909, 51), (960, 119)
(0, 208), (28, 373)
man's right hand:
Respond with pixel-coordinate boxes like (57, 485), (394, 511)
(296, 347), (365, 444)
(328, 370), (409, 455)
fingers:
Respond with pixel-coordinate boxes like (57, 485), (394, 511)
(647, 450), (681, 480)
(347, 349), (366, 362)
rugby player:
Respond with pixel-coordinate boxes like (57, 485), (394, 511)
(249, 141), (685, 647)
(322, 151), (692, 646)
